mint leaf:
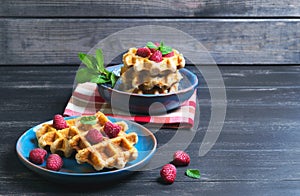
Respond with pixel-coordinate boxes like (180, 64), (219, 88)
(75, 68), (97, 83)
(146, 42), (157, 49)
(80, 116), (97, 125)
(95, 49), (105, 73)
(78, 53), (98, 71)
(110, 72), (117, 87)
(90, 74), (110, 84)
(186, 169), (201, 179)
(160, 46), (173, 55)
(159, 41), (164, 48)
(77, 49), (119, 87)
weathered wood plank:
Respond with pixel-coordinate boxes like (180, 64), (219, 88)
(1, 19), (299, 65)
(1, 65), (300, 194)
(1, 0), (300, 17)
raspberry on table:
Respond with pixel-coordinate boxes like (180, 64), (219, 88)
(136, 47), (151, 58)
(53, 114), (68, 130)
(29, 148), (47, 165)
(160, 164), (177, 184)
(86, 129), (103, 144)
(104, 121), (121, 138)
(149, 50), (163, 63)
(46, 154), (63, 171)
(173, 150), (190, 166)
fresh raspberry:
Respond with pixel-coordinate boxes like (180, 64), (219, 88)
(29, 148), (47, 164)
(136, 47), (151, 58)
(104, 121), (121, 138)
(149, 50), (163, 63)
(86, 129), (103, 144)
(46, 154), (63, 171)
(154, 42), (160, 47)
(148, 42), (160, 53)
(173, 151), (190, 166)
(163, 51), (174, 58)
(53, 114), (68, 130)
(160, 164), (177, 184)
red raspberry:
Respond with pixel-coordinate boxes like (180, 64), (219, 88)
(104, 121), (121, 138)
(53, 114), (68, 130)
(163, 51), (174, 58)
(46, 154), (63, 171)
(136, 47), (151, 58)
(29, 148), (47, 164)
(148, 42), (160, 53)
(86, 129), (103, 144)
(173, 150), (190, 166)
(160, 164), (177, 184)
(149, 50), (163, 63)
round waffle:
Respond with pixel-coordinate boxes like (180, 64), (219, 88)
(120, 47), (185, 94)
(35, 112), (139, 170)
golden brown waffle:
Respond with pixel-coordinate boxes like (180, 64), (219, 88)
(120, 47), (185, 94)
(120, 68), (182, 93)
(70, 113), (138, 170)
(35, 112), (138, 170)
(132, 83), (179, 95)
(122, 48), (185, 75)
(75, 131), (138, 170)
(35, 119), (76, 157)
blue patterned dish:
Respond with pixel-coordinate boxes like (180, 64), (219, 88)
(16, 116), (157, 184)
(98, 64), (198, 114)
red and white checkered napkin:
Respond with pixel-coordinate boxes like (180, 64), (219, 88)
(64, 82), (197, 129)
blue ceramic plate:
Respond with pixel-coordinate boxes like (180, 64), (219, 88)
(16, 116), (157, 184)
(98, 64), (198, 114)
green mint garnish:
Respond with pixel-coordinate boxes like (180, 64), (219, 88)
(75, 49), (118, 87)
(146, 42), (158, 49)
(80, 116), (97, 125)
(146, 41), (173, 55)
(186, 169), (201, 179)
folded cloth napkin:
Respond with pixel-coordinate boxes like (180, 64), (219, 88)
(64, 82), (197, 129)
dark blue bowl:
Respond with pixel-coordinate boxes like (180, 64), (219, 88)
(98, 64), (198, 114)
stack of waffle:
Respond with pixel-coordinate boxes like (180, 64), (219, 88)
(121, 48), (185, 94)
(35, 112), (138, 171)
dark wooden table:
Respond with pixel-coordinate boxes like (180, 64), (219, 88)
(1, 0), (300, 194)
(1, 65), (299, 195)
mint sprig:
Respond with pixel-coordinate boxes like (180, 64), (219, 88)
(186, 169), (201, 179)
(75, 49), (118, 87)
(80, 116), (97, 125)
(146, 41), (173, 55)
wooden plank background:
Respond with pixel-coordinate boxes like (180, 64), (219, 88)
(2, 0), (300, 17)
(0, 1), (299, 65)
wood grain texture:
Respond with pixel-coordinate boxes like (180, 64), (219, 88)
(1, 0), (300, 17)
(1, 65), (300, 195)
(1, 19), (299, 65)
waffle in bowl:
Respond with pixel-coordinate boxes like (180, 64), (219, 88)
(120, 43), (185, 94)
(122, 48), (185, 75)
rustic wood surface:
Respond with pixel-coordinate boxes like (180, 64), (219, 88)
(1, 19), (299, 65)
(1, 1), (300, 65)
(1, 65), (299, 195)
(1, 0), (300, 17)
(1, 0), (299, 194)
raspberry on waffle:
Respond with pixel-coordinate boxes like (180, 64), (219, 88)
(36, 119), (76, 158)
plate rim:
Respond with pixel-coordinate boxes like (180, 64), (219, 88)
(16, 116), (157, 177)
